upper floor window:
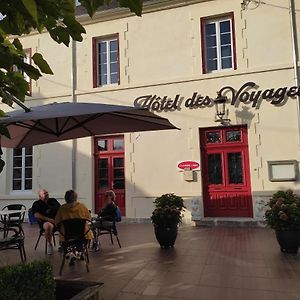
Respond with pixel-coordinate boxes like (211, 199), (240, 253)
(12, 147), (33, 192)
(93, 36), (119, 87)
(201, 14), (236, 73)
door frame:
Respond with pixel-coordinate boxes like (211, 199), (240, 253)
(199, 125), (253, 218)
(93, 135), (126, 215)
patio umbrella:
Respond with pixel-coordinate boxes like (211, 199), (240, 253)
(0, 102), (178, 148)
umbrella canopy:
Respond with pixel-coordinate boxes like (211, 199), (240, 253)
(0, 102), (178, 148)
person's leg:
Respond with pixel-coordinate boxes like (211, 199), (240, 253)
(43, 222), (54, 254)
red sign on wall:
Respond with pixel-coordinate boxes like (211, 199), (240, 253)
(177, 161), (200, 171)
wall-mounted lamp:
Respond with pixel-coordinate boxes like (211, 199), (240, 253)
(214, 91), (231, 125)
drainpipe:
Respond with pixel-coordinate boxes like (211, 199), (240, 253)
(71, 38), (77, 190)
(288, 0), (300, 147)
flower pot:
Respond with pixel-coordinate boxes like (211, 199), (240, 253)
(275, 230), (300, 254)
(154, 225), (178, 248)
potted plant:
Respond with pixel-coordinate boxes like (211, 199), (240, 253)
(151, 193), (185, 248)
(265, 190), (300, 254)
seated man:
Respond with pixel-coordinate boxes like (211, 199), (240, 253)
(91, 190), (118, 251)
(32, 189), (61, 255)
(55, 190), (93, 265)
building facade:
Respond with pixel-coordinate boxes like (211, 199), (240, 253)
(0, 0), (300, 224)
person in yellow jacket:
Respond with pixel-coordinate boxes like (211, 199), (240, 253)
(55, 190), (93, 265)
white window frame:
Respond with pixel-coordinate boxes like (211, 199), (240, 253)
(203, 16), (235, 73)
(96, 37), (119, 86)
(11, 148), (33, 193)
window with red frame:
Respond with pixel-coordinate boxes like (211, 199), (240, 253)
(201, 13), (236, 73)
(93, 36), (119, 87)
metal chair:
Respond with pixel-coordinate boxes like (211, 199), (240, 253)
(0, 226), (26, 262)
(93, 218), (121, 248)
(0, 204), (26, 237)
(57, 218), (91, 276)
(34, 219), (57, 253)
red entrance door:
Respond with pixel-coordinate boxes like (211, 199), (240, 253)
(94, 136), (125, 215)
(200, 126), (253, 217)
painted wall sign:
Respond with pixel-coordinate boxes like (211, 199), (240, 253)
(133, 82), (300, 111)
(177, 160), (200, 171)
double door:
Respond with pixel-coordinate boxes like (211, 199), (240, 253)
(95, 136), (125, 215)
(200, 126), (253, 217)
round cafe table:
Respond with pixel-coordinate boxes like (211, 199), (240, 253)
(0, 209), (27, 237)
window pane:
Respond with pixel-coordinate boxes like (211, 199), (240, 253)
(13, 168), (22, 179)
(98, 159), (108, 178)
(13, 157), (22, 168)
(99, 42), (107, 53)
(206, 35), (216, 47)
(221, 33), (231, 45)
(13, 180), (22, 190)
(228, 153), (243, 184)
(113, 179), (125, 189)
(99, 180), (108, 189)
(110, 40), (118, 51)
(110, 62), (118, 73)
(25, 147), (32, 155)
(221, 45), (232, 57)
(25, 156), (32, 167)
(220, 20), (231, 33)
(25, 168), (32, 178)
(100, 74), (107, 85)
(205, 23), (216, 35)
(207, 59), (218, 72)
(25, 179), (32, 190)
(207, 47), (217, 60)
(113, 139), (124, 150)
(226, 130), (241, 142)
(206, 132), (221, 143)
(110, 51), (118, 62)
(110, 73), (119, 84)
(100, 53), (107, 64)
(13, 149), (22, 156)
(114, 168), (124, 179)
(208, 154), (223, 184)
(222, 57), (232, 69)
(98, 140), (107, 151)
(114, 158), (124, 168)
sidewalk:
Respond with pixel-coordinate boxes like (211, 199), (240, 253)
(1, 223), (300, 300)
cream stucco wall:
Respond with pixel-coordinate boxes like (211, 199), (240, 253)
(0, 0), (300, 223)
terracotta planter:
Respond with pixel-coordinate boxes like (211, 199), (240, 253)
(154, 225), (178, 248)
(275, 230), (300, 254)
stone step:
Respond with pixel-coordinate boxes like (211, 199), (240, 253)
(195, 218), (266, 228)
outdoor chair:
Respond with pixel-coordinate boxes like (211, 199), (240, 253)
(57, 218), (91, 276)
(93, 217), (121, 249)
(0, 226), (26, 262)
(0, 204), (26, 237)
(34, 219), (57, 253)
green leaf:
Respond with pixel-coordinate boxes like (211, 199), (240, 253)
(118, 0), (143, 16)
(22, 0), (38, 22)
(49, 26), (70, 46)
(0, 158), (5, 173)
(0, 110), (5, 117)
(0, 125), (10, 139)
(12, 39), (23, 51)
(32, 53), (53, 74)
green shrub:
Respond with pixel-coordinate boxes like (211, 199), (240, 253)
(0, 260), (55, 300)
(154, 193), (185, 211)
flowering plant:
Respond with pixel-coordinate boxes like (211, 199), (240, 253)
(151, 205), (182, 227)
(265, 190), (300, 231)
(153, 193), (185, 211)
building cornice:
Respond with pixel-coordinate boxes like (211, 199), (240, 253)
(77, 0), (215, 25)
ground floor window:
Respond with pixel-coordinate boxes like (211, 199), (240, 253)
(12, 147), (33, 191)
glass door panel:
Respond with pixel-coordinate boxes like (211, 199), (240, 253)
(207, 153), (223, 185)
(98, 158), (109, 190)
(227, 152), (244, 184)
(113, 157), (125, 190)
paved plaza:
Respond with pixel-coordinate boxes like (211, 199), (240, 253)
(1, 223), (300, 300)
